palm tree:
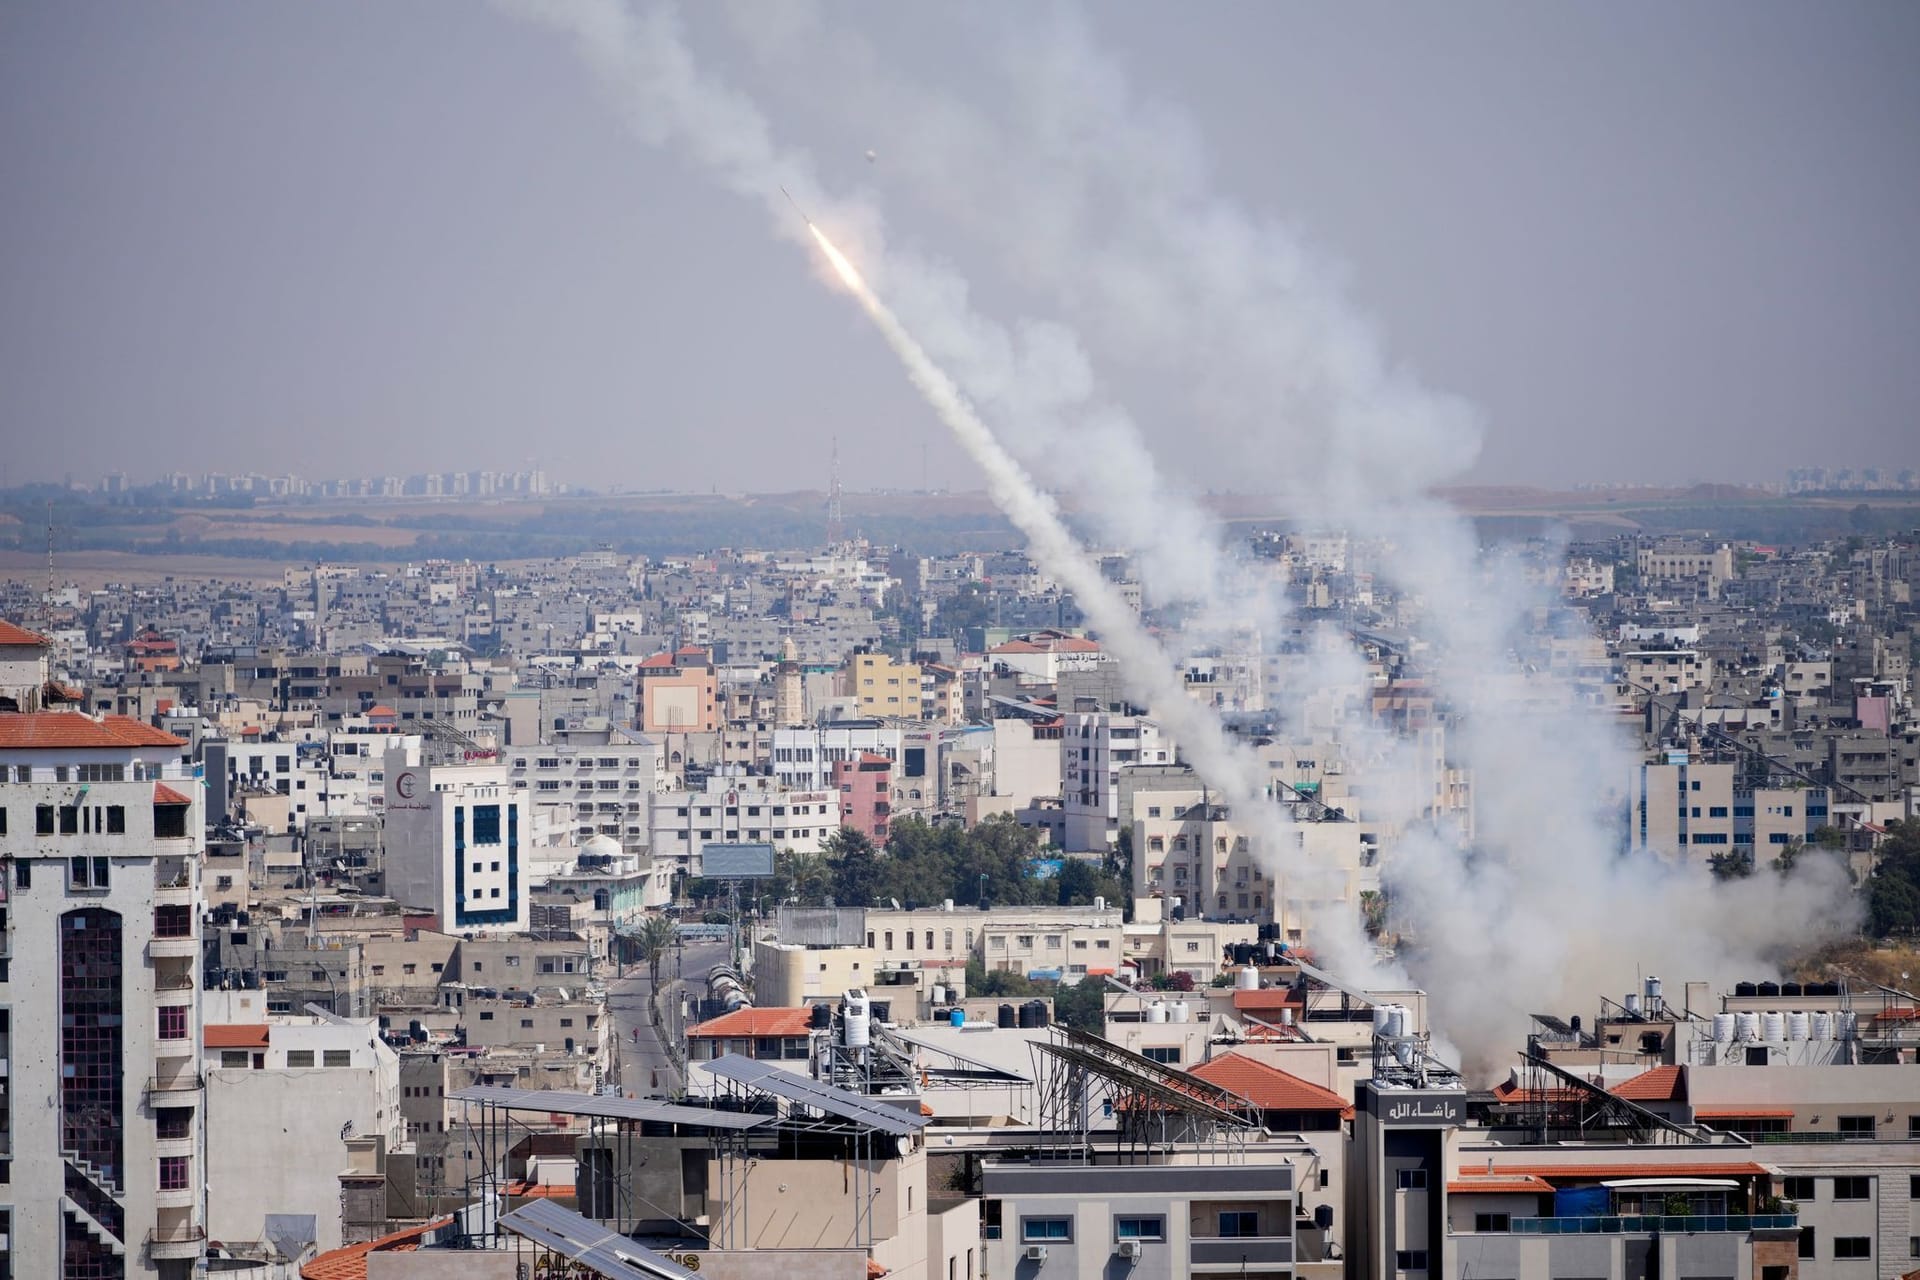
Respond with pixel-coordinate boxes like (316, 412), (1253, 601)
(782, 850), (830, 905)
(634, 914), (678, 991)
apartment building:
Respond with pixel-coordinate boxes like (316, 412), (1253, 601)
(1062, 712), (1171, 852)
(0, 710), (207, 1279)
(770, 721), (902, 791)
(852, 651), (924, 720)
(504, 732), (666, 844)
(636, 645), (717, 735)
(833, 752), (893, 843)
(648, 777), (839, 877)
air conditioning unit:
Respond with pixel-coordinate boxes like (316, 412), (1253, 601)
(1116, 1239), (1143, 1260)
(1023, 1245), (1049, 1263)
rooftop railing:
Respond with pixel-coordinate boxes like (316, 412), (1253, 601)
(1509, 1214), (1798, 1235)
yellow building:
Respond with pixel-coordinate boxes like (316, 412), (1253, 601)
(853, 651), (924, 720)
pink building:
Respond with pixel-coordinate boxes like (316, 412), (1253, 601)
(833, 752), (893, 844)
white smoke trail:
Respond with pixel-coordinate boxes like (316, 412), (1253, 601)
(503, 0), (1370, 964)
(686, 4), (1864, 1067)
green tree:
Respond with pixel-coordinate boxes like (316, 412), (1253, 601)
(1868, 820), (1920, 937)
(1051, 980), (1107, 1033)
(825, 827), (884, 907)
(633, 914), (678, 991)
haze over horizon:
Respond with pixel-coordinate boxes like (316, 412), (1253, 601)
(2, 1), (1916, 494)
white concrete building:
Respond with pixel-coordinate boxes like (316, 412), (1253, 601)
(504, 732), (667, 844)
(648, 775), (840, 878)
(0, 710), (207, 1278)
(770, 722), (902, 791)
(1062, 713), (1172, 851)
(382, 750), (532, 934)
(200, 991), (403, 1257)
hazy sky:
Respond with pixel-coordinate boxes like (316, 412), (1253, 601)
(2, 2), (1915, 494)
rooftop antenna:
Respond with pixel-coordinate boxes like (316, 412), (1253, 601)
(826, 436), (844, 545)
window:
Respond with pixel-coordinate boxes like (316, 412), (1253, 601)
(1834, 1237), (1871, 1260)
(1142, 1046), (1181, 1065)
(157, 1107), (193, 1139)
(1474, 1213), (1510, 1233)
(1395, 1250), (1430, 1272)
(1218, 1211), (1259, 1238)
(59, 805), (78, 834)
(221, 1049), (249, 1068)
(1911, 1174), (1920, 1199)
(1021, 1217), (1072, 1242)
(1837, 1115), (1875, 1137)
(106, 805), (125, 833)
(1396, 1168), (1428, 1190)
(1115, 1216), (1164, 1241)
(69, 856), (110, 890)
(36, 804), (54, 835)
(1784, 1176), (1815, 1201)
(159, 1155), (191, 1191)
(1833, 1176), (1870, 1201)
(287, 1050), (316, 1068)
(1799, 1227), (1816, 1259)
(323, 1049), (351, 1067)
(158, 1005), (187, 1040)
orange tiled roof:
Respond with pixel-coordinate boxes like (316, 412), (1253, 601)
(205, 1024), (270, 1049)
(154, 782), (193, 806)
(0, 620), (50, 646)
(0, 710), (184, 750)
(1613, 1065), (1686, 1103)
(1186, 1052), (1353, 1117)
(1447, 1174), (1554, 1194)
(301, 1216), (454, 1280)
(1231, 988), (1302, 1013)
(687, 1007), (815, 1038)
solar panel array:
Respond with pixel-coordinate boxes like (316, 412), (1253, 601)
(704, 1054), (929, 1137)
(449, 1085), (771, 1130)
(498, 1199), (696, 1279)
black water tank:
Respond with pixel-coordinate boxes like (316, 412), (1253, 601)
(1313, 1204), (1334, 1231)
(1781, 982), (1803, 997)
(1757, 981), (1780, 997)
(1570, 1015), (1582, 1034)
(1734, 982), (1758, 998)
(809, 1003), (832, 1030)
(1017, 1001), (1043, 1029)
(997, 1003), (1017, 1029)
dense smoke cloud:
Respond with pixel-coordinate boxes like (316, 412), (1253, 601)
(509, 0), (1860, 1072)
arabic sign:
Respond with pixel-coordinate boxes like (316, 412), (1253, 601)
(1366, 1088), (1465, 1126)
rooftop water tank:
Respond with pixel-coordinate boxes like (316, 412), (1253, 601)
(949, 1008), (966, 1029)
(1811, 1011), (1833, 1041)
(1761, 1011), (1786, 1042)
(809, 1003), (832, 1030)
(1624, 993), (1642, 1017)
(843, 994), (871, 1048)
(1386, 1005), (1408, 1039)
(1169, 1000), (1190, 1024)
(1836, 1011), (1857, 1041)
(1787, 1011), (1809, 1041)
(1781, 981), (1804, 997)
(998, 1003), (1017, 1029)
(1145, 1000), (1168, 1024)
(1757, 981), (1780, 998)
(1712, 1013), (1735, 1043)
(1734, 982), (1758, 998)
(1236, 965), (1260, 991)
(1734, 1012), (1759, 1041)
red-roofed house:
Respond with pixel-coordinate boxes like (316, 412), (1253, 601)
(987, 629), (1103, 681)
(0, 618), (52, 711)
(687, 1006), (816, 1062)
(1187, 1052), (1352, 1129)
(301, 1216), (454, 1280)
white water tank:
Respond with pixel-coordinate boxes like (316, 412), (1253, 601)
(1836, 1011), (1857, 1041)
(1761, 1011), (1786, 1042)
(930, 985), (945, 1006)
(1372, 1005), (1394, 1035)
(1094, 896), (1106, 912)
(1734, 1012), (1759, 1040)
(1170, 1000), (1191, 1024)
(1645, 975), (1663, 1016)
(1280, 1007), (1295, 1027)
(1145, 1001), (1168, 1024)
(1237, 965), (1261, 991)
(1712, 1013), (1735, 1043)
(942, 899), (954, 912)
(1386, 1005), (1409, 1038)
(1811, 1011), (1833, 1041)
(1787, 1011), (1809, 1041)
(843, 993), (871, 1048)
(1624, 993), (1641, 1017)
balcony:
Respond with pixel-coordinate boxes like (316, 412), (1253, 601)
(153, 1036), (194, 1069)
(154, 858), (194, 907)
(154, 1182), (195, 1210)
(1510, 1215), (1798, 1235)
(1190, 1237), (1294, 1268)
(153, 982), (195, 1009)
(146, 1073), (203, 1099)
(147, 1226), (207, 1261)
(149, 935), (197, 959)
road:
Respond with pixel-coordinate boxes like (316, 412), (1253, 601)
(608, 937), (730, 1098)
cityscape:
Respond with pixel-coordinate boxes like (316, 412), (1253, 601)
(3, 6), (1918, 1280)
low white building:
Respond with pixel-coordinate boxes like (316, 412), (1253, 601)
(201, 992), (403, 1256)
